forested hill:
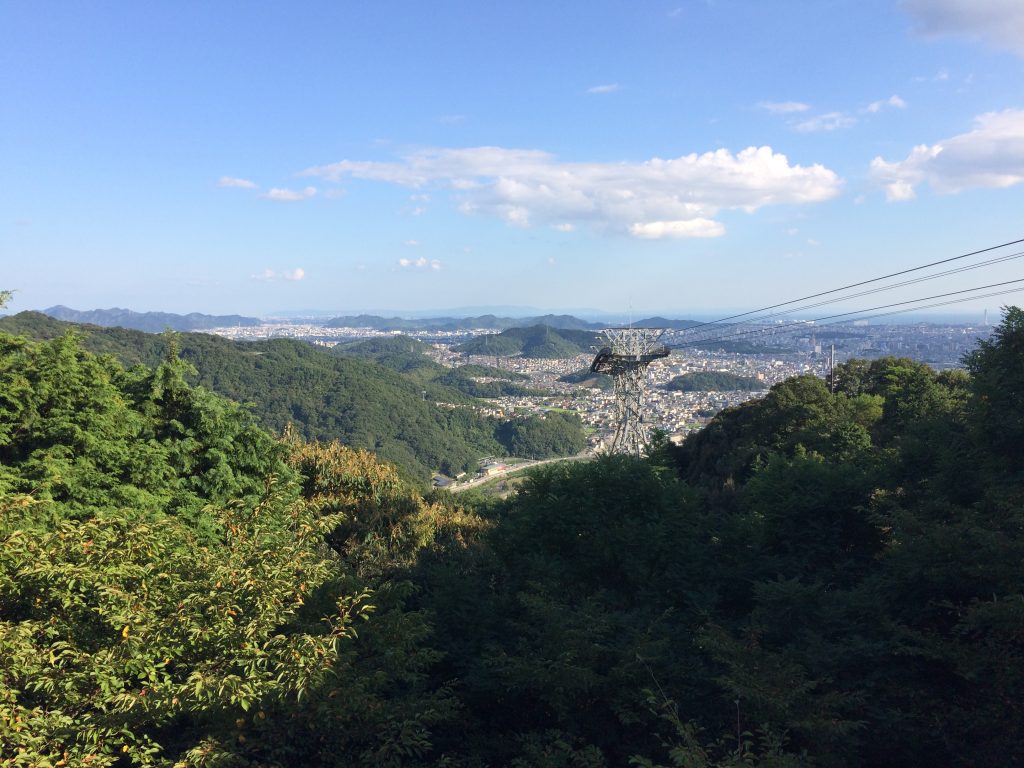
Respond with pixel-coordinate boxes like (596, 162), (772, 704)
(454, 323), (600, 358)
(666, 370), (766, 391)
(328, 335), (545, 398)
(41, 304), (261, 331)
(0, 323), (476, 765)
(0, 312), (510, 479)
(412, 310), (1024, 767)
(5, 302), (1024, 766)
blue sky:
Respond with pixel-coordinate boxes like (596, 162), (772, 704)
(2, 0), (1023, 317)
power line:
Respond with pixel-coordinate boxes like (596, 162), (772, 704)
(670, 277), (1024, 350)
(684, 248), (1024, 341)
(682, 237), (1024, 333)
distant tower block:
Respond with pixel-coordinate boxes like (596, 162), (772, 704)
(590, 327), (670, 457)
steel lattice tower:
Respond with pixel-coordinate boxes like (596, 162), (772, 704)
(589, 327), (670, 456)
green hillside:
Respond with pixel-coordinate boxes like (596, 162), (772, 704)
(412, 310), (1024, 766)
(454, 324), (600, 358)
(331, 334), (431, 357)
(8, 297), (1024, 767)
(558, 366), (614, 390)
(666, 370), (766, 391)
(329, 336), (544, 398)
(0, 323), (465, 766)
(0, 312), (502, 479)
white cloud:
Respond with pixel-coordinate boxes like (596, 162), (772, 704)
(758, 101), (811, 114)
(795, 112), (856, 132)
(263, 186), (317, 202)
(553, 223), (575, 232)
(914, 67), (951, 82)
(866, 94), (907, 113)
(304, 144), (841, 240)
(251, 267), (306, 281)
(903, 0), (1024, 56)
(587, 83), (620, 94)
(218, 176), (257, 189)
(629, 219), (725, 239)
(870, 109), (1024, 200)
(398, 256), (442, 270)
(403, 239), (419, 246)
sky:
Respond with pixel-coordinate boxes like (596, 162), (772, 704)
(2, 0), (1023, 318)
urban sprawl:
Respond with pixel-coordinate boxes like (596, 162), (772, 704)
(210, 319), (992, 456)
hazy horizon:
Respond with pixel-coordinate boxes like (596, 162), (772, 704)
(11, 300), (1000, 328)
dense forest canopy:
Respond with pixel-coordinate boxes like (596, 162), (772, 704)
(0, 313), (581, 480)
(666, 371), (766, 392)
(454, 324), (600, 358)
(2, 303), (1023, 766)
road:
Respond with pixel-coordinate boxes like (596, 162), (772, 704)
(447, 452), (593, 493)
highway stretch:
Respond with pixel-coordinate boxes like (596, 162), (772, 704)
(447, 451), (594, 493)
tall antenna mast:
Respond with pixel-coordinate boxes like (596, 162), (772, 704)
(590, 327), (670, 457)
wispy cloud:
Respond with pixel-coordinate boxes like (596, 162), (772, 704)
(758, 101), (811, 114)
(914, 67), (951, 82)
(218, 176), (257, 189)
(398, 257), (441, 270)
(904, 0), (1024, 56)
(866, 94), (907, 113)
(263, 186), (317, 202)
(303, 144), (842, 240)
(870, 108), (1024, 200)
(587, 83), (620, 94)
(795, 112), (856, 132)
(403, 239), (419, 246)
(250, 268), (306, 281)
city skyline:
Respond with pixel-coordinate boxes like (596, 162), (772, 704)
(3, 1), (1023, 316)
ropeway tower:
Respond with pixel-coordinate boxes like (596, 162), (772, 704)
(590, 327), (670, 457)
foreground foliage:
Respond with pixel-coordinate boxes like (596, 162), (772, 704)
(0, 313), (586, 481)
(3, 307), (1024, 767)
(0, 329), (459, 766)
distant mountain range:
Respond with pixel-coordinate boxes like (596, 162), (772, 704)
(42, 306), (261, 333)
(630, 316), (703, 330)
(35, 305), (703, 335)
(324, 313), (605, 332)
(324, 313), (702, 332)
